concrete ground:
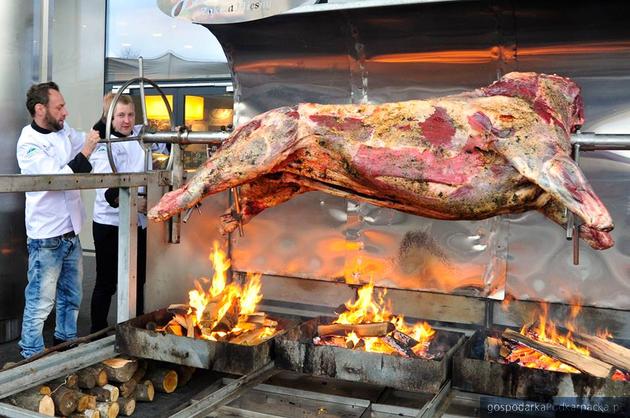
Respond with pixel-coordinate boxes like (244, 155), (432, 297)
(0, 254), (116, 365)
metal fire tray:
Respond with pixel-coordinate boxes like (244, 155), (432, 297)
(116, 308), (294, 375)
(274, 316), (465, 393)
(453, 328), (630, 400)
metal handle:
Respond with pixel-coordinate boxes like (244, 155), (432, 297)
(567, 143), (581, 265)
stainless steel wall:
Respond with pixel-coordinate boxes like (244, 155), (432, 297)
(195, 0), (630, 309)
(0, 2), (36, 342)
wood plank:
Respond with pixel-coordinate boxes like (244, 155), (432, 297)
(572, 332), (630, 373)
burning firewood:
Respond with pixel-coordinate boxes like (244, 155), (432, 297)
(167, 303), (194, 316)
(502, 328), (613, 378)
(102, 358), (138, 383)
(317, 322), (395, 338)
(8, 388), (55, 416)
(571, 331), (630, 373)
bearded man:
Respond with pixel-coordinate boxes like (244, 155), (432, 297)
(15, 81), (100, 358)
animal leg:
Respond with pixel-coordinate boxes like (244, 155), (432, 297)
(539, 198), (614, 250)
(495, 131), (613, 232)
(148, 106), (300, 221)
(219, 174), (313, 235)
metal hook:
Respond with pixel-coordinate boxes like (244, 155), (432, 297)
(567, 142), (581, 265)
(231, 187), (244, 237)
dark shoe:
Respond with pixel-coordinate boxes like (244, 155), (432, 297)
(53, 337), (78, 350)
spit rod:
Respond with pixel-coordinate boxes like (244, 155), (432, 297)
(570, 133), (630, 150)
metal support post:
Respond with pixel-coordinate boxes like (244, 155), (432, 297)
(117, 187), (138, 322)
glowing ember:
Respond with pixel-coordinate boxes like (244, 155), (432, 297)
(158, 241), (279, 345)
(316, 280), (436, 357)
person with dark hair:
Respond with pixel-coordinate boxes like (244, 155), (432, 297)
(16, 81), (100, 358)
(89, 94), (148, 332)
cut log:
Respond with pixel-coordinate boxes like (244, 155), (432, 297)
(70, 390), (97, 413)
(78, 365), (108, 388)
(9, 389), (55, 416)
(382, 335), (415, 358)
(186, 314), (195, 338)
(172, 313), (188, 329)
(212, 298), (240, 332)
(50, 385), (78, 416)
(145, 367), (178, 393)
(134, 380), (155, 402)
(502, 329), (613, 378)
(49, 373), (79, 390)
(229, 327), (267, 345)
(102, 357), (138, 383)
(176, 365), (196, 387)
(38, 385), (52, 396)
(96, 401), (120, 418)
(70, 409), (100, 418)
(167, 303), (193, 315)
(317, 322), (395, 338)
(572, 332), (630, 373)
(116, 378), (137, 398)
(130, 366), (146, 384)
(89, 384), (119, 402)
(116, 397), (136, 416)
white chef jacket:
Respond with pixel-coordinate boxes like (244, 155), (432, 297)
(90, 125), (148, 228)
(16, 122), (87, 239)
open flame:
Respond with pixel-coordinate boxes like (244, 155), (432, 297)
(503, 301), (629, 381)
(319, 280), (436, 357)
(160, 241), (278, 345)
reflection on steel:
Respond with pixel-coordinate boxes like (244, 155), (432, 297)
(453, 329), (630, 398)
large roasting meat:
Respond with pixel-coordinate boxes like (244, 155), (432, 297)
(148, 72), (614, 249)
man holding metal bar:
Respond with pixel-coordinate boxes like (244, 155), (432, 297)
(89, 94), (148, 333)
(15, 81), (100, 358)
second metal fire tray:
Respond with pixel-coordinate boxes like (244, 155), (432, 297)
(274, 316), (465, 393)
(116, 308), (294, 375)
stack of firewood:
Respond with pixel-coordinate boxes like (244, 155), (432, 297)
(156, 304), (278, 345)
(493, 328), (630, 379)
(5, 357), (196, 417)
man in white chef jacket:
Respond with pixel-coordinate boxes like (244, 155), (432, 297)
(16, 81), (100, 358)
(89, 94), (149, 333)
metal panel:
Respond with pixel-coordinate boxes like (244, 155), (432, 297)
(0, 1), (37, 342)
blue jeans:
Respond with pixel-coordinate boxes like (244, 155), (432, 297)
(19, 235), (83, 358)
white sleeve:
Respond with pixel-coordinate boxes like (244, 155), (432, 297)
(17, 139), (74, 175)
(64, 123), (87, 156)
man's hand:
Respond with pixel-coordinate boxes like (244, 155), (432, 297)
(81, 129), (100, 158)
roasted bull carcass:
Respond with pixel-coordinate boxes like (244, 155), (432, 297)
(116, 242), (292, 374)
(454, 302), (630, 399)
(275, 282), (465, 392)
(148, 72), (614, 249)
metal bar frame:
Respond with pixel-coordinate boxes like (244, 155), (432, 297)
(170, 362), (279, 418)
(0, 336), (116, 400)
(117, 187), (138, 322)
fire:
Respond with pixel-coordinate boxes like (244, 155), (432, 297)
(504, 301), (629, 381)
(162, 241), (278, 345)
(329, 280), (436, 357)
